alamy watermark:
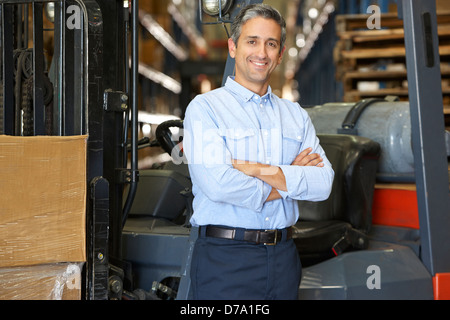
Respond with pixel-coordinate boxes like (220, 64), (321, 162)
(66, 5), (81, 30)
(366, 265), (381, 290)
(366, 5), (381, 30)
(172, 121), (297, 176)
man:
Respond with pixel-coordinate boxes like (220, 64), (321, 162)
(183, 3), (334, 300)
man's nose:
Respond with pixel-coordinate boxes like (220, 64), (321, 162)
(255, 43), (268, 58)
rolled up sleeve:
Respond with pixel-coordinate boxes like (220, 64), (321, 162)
(278, 164), (334, 201)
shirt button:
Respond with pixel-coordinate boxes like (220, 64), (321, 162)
(265, 217), (270, 221)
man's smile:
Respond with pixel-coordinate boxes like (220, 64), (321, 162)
(250, 60), (268, 68)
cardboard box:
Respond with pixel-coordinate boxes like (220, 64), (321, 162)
(0, 262), (83, 300)
(0, 135), (87, 268)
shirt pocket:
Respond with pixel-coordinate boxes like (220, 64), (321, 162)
(282, 129), (303, 164)
(224, 129), (258, 161)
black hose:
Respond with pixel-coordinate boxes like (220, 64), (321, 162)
(122, 0), (139, 228)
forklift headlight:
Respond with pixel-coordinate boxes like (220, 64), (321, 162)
(201, 0), (234, 17)
(45, 2), (55, 23)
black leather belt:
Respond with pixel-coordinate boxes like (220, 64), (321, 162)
(201, 225), (292, 245)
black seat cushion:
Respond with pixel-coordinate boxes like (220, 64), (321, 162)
(125, 169), (191, 222)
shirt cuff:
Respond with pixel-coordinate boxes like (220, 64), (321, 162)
(261, 181), (274, 206)
(277, 189), (290, 200)
(278, 165), (306, 199)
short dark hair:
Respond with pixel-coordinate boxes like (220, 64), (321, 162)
(230, 4), (286, 52)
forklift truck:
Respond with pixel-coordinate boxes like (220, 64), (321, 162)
(1, 0), (449, 300)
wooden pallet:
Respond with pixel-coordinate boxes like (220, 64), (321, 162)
(335, 12), (450, 129)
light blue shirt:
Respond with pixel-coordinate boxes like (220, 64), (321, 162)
(183, 77), (334, 230)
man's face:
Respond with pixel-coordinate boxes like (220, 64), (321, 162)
(228, 17), (285, 95)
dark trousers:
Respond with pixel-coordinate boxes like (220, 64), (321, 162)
(190, 228), (302, 300)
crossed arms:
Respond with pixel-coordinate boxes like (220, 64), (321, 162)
(232, 147), (324, 202)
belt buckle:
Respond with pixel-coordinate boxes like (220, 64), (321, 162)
(264, 229), (277, 246)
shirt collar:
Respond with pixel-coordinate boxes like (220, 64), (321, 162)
(225, 76), (273, 103)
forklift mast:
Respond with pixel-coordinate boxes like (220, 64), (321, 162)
(0, 0), (130, 299)
(399, 0), (450, 280)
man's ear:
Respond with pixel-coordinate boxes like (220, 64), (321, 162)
(278, 46), (286, 64)
(228, 38), (236, 58)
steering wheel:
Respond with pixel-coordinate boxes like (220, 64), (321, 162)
(155, 120), (184, 159)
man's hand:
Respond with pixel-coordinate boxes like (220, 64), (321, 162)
(291, 147), (324, 167)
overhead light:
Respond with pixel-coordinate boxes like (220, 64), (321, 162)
(308, 7), (319, 19)
(296, 34), (306, 48)
(298, 1), (335, 64)
(139, 10), (188, 61)
(168, 3), (208, 56)
(135, 60), (182, 94)
(288, 47), (298, 58)
(201, 0), (234, 17)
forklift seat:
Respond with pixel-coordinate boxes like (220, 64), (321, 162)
(292, 134), (381, 267)
(125, 169), (191, 223)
